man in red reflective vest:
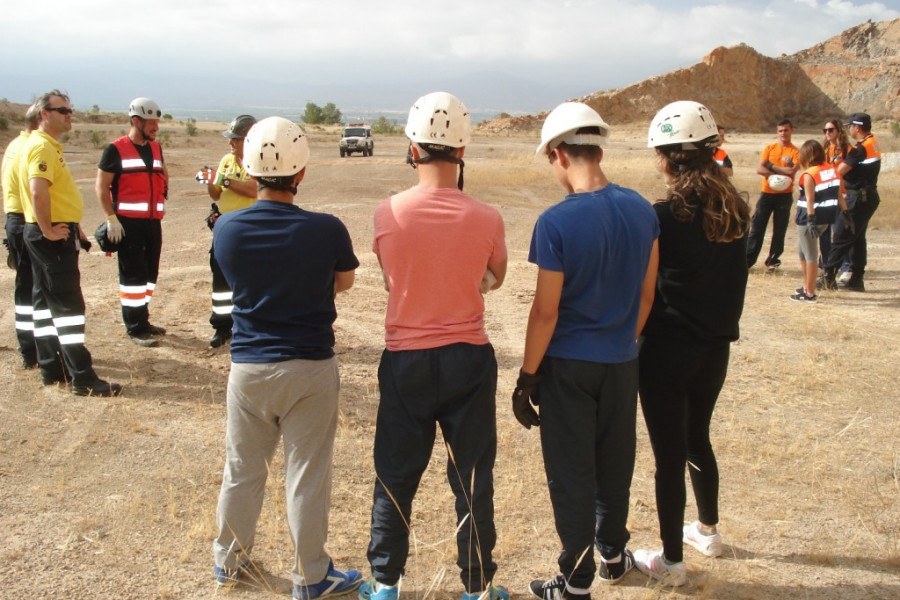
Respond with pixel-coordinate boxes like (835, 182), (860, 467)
(95, 97), (169, 346)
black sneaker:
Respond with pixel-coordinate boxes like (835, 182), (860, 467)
(129, 331), (159, 347)
(73, 379), (123, 397)
(210, 330), (232, 348)
(765, 260), (782, 273)
(146, 323), (167, 336)
(22, 355), (38, 370)
(598, 548), (635, 584)
(529, 576), (589, 600)
(823, 272), (838, 290)
(838, 279), (865, 292)
(41, 372), (70, 386)
(790, 292), (818, 303)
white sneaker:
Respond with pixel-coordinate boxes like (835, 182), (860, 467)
(838, 270), (853, 283)
(683, 521), (723, 557)
(633, 549), (687, 587)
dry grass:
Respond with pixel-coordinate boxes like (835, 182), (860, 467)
(0, 123), (897, 600)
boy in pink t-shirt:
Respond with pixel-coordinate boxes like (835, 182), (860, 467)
(361, 92), (509, 600)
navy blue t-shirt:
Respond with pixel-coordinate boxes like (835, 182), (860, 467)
(528, 184), (659, 363)
(213, 200), (359, 363)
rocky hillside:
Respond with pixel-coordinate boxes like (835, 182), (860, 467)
(478, 18), (899, 134)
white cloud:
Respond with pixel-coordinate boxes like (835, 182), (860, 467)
(1, 0), (895, 108)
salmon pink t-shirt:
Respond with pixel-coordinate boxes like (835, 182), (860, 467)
(374, 186), (507, 351)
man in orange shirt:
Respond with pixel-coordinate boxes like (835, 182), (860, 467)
(746, 119), (799, 270)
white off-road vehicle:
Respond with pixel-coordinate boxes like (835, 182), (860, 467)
(339, 123), (374, 157)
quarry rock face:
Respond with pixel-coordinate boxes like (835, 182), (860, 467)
(478, 18), (898, 133)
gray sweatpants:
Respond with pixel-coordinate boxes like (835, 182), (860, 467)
(213, 357), (340, 586)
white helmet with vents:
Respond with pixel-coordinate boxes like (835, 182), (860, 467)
(128, 97), (162, 120)
(647, 100), (718, 149)
(243, 117), (310, 177)
(767, 174), (792, 192)
(405, 92), (471, 149)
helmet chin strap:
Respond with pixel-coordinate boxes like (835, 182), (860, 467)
(406, 143), (466, 190)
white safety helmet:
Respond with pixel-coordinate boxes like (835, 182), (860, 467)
(767, 174), (792, 192)
(243, 116), (310, 177)
(647, 100), (718, 149)
(405, 92), (471, 149)
(536, 102), (610, 157)
(128, 97), (162, 120)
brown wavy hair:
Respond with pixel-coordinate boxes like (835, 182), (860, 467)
(822, 119), (851, 163)
(655, 145), (750, 243)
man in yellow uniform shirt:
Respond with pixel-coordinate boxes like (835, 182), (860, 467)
(203, 114), (257, 348)
(2, 104), (40, 369)
(20, 89), (122, 397)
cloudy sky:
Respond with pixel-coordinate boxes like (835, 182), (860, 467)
(2, 0), (896, 117)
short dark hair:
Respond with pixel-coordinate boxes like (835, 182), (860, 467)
(554, 126), (603, 161)
(777, 119), (793, 128)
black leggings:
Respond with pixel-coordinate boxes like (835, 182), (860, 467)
(639, 334), (730, 562)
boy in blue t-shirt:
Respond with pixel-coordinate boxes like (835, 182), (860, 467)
(211, 117), (362, 600)
(514, 103), (659, 600)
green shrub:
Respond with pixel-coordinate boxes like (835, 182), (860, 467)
(371, 116), (401, 134)
(185, 118), (198, 137)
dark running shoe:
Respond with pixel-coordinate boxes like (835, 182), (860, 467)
(598, 548), (635, 584)
(529, 575), (589, 600)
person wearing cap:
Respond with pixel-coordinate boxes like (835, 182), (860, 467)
(3, 103), (41, 369)
(359, 92), (508, 600)
(515, 102), (658, 599)
(632, 101), (750, 586)
(745, 119), (799, 271)
(95, 97), (169, 347)
(823, 112), (882, 292)
(210, 116), (361, 599)
(201, 114), (257, 348)
(19, 89), (121, 397)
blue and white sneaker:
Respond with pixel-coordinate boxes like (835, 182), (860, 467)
(214, 559), (250, 587)
(461, 585), (510, 600)
(294, 562), (363, 600)
(358, 578), (399, 600)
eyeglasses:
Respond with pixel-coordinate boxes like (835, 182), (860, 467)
(46, 106), (74, 115)
(823, 127), (836, 133)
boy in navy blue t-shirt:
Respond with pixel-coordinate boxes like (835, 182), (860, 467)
(211, 117), (362, 600)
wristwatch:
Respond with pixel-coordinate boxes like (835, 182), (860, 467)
(222, 178), (231, 189)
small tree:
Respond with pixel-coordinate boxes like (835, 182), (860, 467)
(321, 103), (342, 125)
(371, 116), (400, 134)
(91, 104), (100, 114)
(302, 102), (324, 124)
(185, 117), (198, 136)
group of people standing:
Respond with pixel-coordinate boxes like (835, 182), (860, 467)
(204, 94), (747, 600)
(743, 114), (882, 302)
(0, 89), (883, 600)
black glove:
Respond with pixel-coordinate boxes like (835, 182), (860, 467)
(3, 238), (13, 270)
(79, 238), (93, 252)
(206, 203), (221, 230)
(805, 213), (820, 239)
(512, 370), (542, 429)
(841, 210), (856, 235)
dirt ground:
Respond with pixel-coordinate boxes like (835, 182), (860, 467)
(0, 123), (897, 600)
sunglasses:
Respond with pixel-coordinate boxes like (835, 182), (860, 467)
(823, 127), (837, 133)
(46, 106), (74, 115)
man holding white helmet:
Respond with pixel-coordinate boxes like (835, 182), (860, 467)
(360, 92), (508, 600)
(514, 102), (658, 598)
(746, 119), (799, 271)
(95, 97), (169, 347)
(210, 117), (361, 599)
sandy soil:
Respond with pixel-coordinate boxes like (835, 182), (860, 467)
(0, 125), (897, 600)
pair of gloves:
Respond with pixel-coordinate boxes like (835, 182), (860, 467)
(106, 214), (124, 244)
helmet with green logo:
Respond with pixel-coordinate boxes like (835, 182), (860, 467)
(648, 101), (718, 149)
